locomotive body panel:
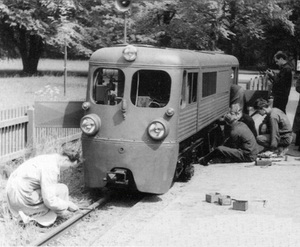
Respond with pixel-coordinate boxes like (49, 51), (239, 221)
(82, 138), (178, 194)
(90, 46), (238, 69)
(178, 105), (198, 142)
(197, 91), (229, 131)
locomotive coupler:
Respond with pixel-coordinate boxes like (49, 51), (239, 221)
(106, 168), (129, 185)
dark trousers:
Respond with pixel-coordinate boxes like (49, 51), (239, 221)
(256, 133), (293, 149)
(296, 131), (300, 146)
(295, 131), (300, 151)
(272, 96), (288, 114)
(202, 146), (255, 164)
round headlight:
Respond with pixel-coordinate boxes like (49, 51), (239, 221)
(80, 114), (101, 136)
(147, 119), (169, 140)
(123, 45), (137, 61)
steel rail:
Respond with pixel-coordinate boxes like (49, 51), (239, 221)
(30, 195), (110, 246)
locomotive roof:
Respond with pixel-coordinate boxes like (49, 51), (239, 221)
(89, 44), (239, 68)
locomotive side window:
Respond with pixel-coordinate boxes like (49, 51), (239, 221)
(92, 68), (125, 105)
(231, 67), (238, 84)
(180, 71), (198, 109)
(188, 73), (198, 103)
(202, 72), (217, 97)
(131, 70), (171, 108)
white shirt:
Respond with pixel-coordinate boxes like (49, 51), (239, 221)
(6, 154), (69, 217)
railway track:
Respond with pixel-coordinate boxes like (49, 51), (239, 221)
(30, 196), (109, 246)
(29, 180), (186, 246)
(30, 190), (145, 246)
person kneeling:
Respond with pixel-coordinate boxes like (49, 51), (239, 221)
(5, 146), (80, 226)
(198, 110), (258, 166)
(253, 98), (292, 156)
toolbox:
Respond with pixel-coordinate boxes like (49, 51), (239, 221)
(256, 159), (272, 166)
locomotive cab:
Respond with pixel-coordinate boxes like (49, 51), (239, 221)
(80, 45), (181, 194)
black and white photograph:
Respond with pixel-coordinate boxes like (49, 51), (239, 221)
(1, 0), (300, 246)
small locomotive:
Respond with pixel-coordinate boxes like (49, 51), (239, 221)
(79, 44), (239, 194)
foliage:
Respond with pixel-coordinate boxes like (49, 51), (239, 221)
(217, 0), (295, 68)
(0, 0), (93, 74)
(131, 0), (296, 68)
(131, 0), (236, 50)
(1, 0), (300, 72)
(87, 0), (133, 47)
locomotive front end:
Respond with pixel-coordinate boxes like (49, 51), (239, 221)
(80, 45), (180, 194)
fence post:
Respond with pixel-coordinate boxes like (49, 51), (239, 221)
(247, 78), (252, 90)
(258, 76), (263, 90)
(26, 106), (36, 155)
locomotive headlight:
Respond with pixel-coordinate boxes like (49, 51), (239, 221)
(123, 45), (137, 61)
(147, 119), (169, 140)
(80, 114), (101, 136)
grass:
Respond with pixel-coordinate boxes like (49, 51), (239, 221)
(0, 58), (88, 108)
(0, 58), (89, 72)
(0, 59), (93, 246)
(0, 139), (92, 246)
(0, 76), (87, 109)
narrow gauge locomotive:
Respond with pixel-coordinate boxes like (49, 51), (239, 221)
(79, 44), (239, 194)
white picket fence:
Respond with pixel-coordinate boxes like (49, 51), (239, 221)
(0, 106), (81, 164)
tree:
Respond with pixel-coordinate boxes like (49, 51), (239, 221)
(134, 0), (296, 69)
(0, 0), (90, 74)
(83, 0), (135, 47)
(0, 0), (298, 73)
(0, 0), (140, 74)
(131, 0), (235, 50)
(282, 0), (300, 70)
(217, 0), (295, 69)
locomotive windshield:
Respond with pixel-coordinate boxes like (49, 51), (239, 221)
(130, 70), (171, 108)
(92, 68), (125, 105)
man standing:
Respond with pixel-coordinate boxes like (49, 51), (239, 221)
(266, 51), (293, 113)
(292, 76), (300, 151)
(254, 98), (292, 156)
(198, 110), (258, 166)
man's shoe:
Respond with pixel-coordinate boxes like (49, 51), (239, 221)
(198, 157), (208, 166)
(258, 151), (276, 158)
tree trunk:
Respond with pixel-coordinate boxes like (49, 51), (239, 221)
(18, 28), (44, 75)
(21, 53), (41, 75)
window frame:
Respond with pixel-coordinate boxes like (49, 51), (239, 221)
(91, 67), (125, 105)
(130, 69), (172, 108)
(180, 70), (199, 109)
(202, 71), (217, 98)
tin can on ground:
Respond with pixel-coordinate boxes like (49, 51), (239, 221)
(256, 159), (272, 166)
(233, 200), (248, 211)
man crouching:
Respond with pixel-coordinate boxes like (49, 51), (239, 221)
(254, 98), (293, 156)
(198, 110), (258, 166)
(5, 145), (80, 226)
